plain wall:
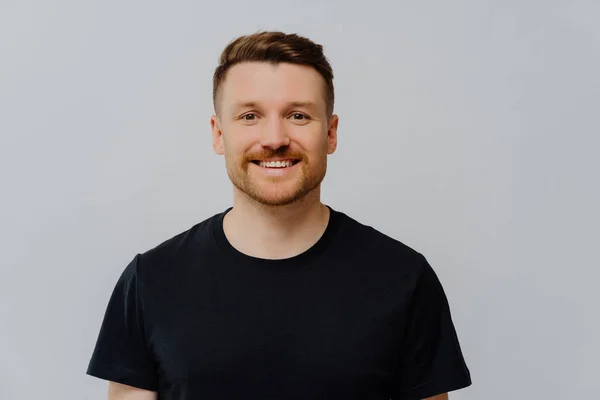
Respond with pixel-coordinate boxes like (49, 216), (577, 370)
(1, 1), (598, 399)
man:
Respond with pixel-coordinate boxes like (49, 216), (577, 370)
(87, 31), (472, 399)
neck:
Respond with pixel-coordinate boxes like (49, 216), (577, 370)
(223, 187), (330, 260)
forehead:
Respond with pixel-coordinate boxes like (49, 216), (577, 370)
(220, 62), (327, 110)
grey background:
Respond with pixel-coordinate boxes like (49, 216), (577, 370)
(1, 1), (598, 399)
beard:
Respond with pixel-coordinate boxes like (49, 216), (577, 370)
(225, 147), (327, 207)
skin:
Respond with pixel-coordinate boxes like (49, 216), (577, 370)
(211, 61), (338, 260)
(107, 382), (156, 399)
(107, 61), (448, 400)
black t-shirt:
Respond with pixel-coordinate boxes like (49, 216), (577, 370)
(87, 206), (471, 399)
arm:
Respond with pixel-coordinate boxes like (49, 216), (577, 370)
(425, 394), (448, 400)
(87, 256), (159, 396)
(108, 382), (157, 400)
(391, 256), (471, 400)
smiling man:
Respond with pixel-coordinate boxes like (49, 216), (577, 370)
(87, 31), (472, 399)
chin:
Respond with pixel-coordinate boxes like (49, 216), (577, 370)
(228, 169), (324, 206)
(247, 187), (307, 207)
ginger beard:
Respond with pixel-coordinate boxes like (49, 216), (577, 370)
(224, 145), (328, 207)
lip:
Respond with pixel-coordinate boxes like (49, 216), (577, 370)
(252, 158), (300, 163)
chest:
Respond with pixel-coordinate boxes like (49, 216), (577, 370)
(146, 264), (408, 396)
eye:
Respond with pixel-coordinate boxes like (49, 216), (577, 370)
(242, 113), (257, 121)
(290, 113), (309, 120)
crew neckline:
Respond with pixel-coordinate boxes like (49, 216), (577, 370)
(211, 204), (341, 269)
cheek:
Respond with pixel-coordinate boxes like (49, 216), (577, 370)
(296, 125), (328, 147)
(222, 134), (256, 167)
(305, 132), (329, 156)
(222, 130), (247, 155)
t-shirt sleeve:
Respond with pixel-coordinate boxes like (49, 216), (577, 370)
(391, 255), (472, 400)
(86, 254), (159, 391)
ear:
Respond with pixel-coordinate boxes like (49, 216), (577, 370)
(211, 115), (225, 155)
(326, 114), (339, 155)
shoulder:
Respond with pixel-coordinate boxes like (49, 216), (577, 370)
(331, 208), (439, 303)
(334, 208), (426, 267)
(130, 210), (223, 282)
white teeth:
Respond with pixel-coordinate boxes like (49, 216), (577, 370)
(259, 160), (294, 168)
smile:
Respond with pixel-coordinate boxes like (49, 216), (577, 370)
(251, 159), (301, 168)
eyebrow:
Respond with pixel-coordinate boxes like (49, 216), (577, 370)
(231, 101), (318, 113)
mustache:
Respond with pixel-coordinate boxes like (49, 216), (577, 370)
(243, 149), (305, 162)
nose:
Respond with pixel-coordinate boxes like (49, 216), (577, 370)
(259, 117), (290, 149)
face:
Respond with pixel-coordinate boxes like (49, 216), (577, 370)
(211, 62), (338, 206)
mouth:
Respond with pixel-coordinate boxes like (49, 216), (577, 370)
(251, 159), (301, 168)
